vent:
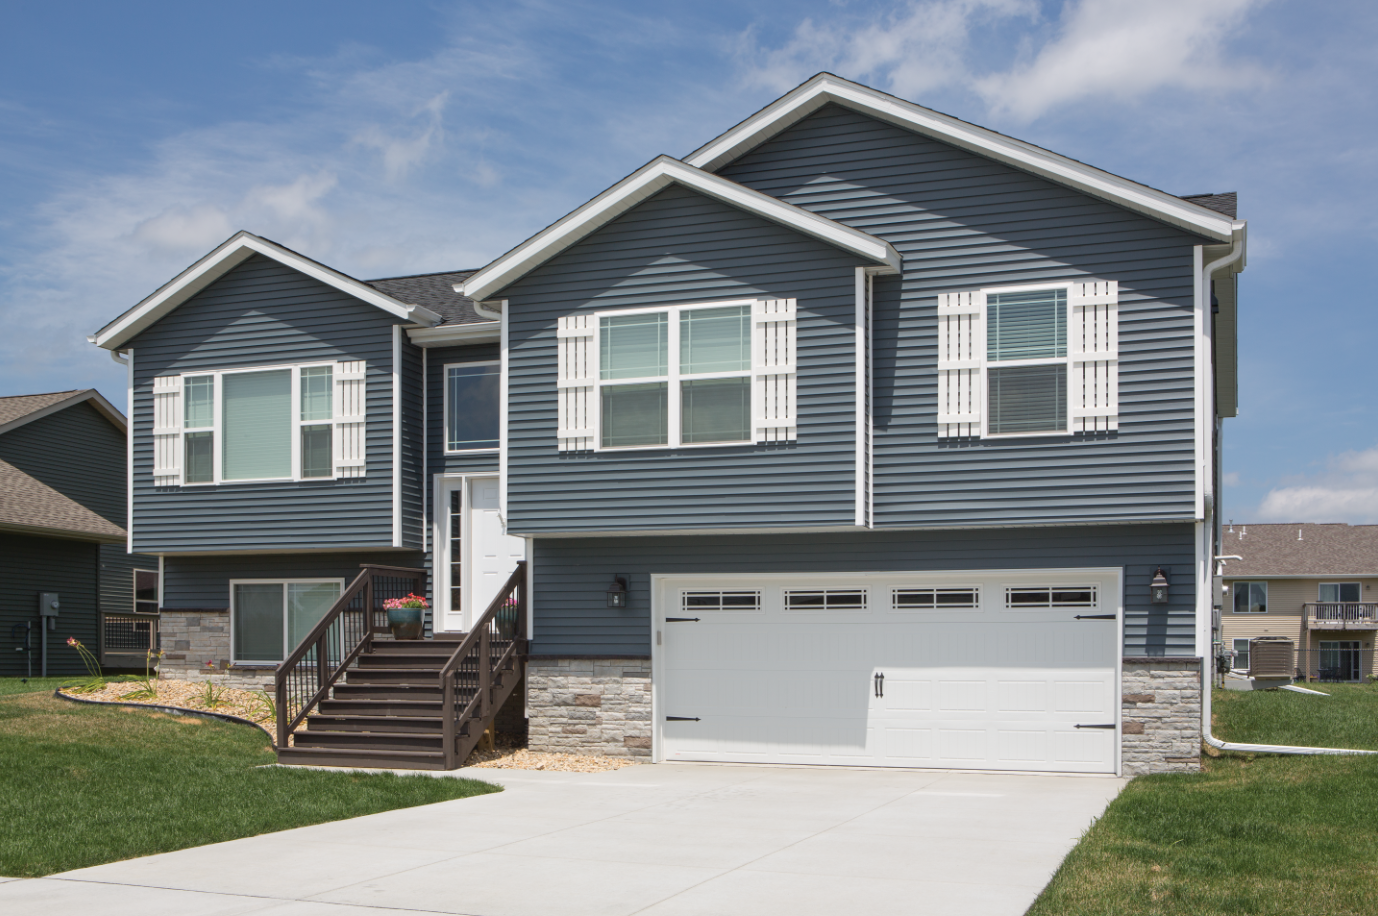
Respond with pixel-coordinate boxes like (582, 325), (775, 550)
(785, 589), (866, 611)
(1006, 586), (1097, 609)
(1248, 636), (1294, 679)
(893, 587), (979, 610)
(682, 590), (761, 612)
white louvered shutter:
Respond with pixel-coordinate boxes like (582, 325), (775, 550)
(1069, 281), (1119, 432)
(334, 360), (367, 478)
(753, 298), (797, 442)
(152, 375), (183, 486)
(557, 314), (594, 451)
(936, 291), (984, 438)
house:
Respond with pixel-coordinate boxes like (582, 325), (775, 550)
(0, 389), (158, 676)
(88, 73), (1245, 776)
(1219, 523), (1377, 682)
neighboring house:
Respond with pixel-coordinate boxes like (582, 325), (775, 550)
(1220, 523), (1377, 681)
(89, 73), (1246, 776)
(0, 389), (158, 676)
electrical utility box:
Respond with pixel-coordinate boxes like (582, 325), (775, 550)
(38, 593), (59, 618)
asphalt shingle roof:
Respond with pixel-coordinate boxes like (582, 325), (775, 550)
(0, 458), (125, 541)
(0, 390), (84, 427)
(1178, 192), (1238, 219)
(1219, 523), (1378, 577)
(365, 271), (491, 326)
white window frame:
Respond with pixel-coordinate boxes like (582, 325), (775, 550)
(229, 577), (345, 665)
(133, 568), (160, 615)
(1232, 580), (1268, 614)
(1318, 582), (1362, 603)
(443, 360), (501, 455)
(594, 298), (757, 452)
(980, 281), (1074, 440)
(178, 360), (345, 485)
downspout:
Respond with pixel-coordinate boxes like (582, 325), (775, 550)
(110, 349), (129, 367)
(1197, 227), (1374, 757)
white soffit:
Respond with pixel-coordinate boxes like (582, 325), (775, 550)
(459, 156), (901, 303)
(685, 73), (1243, 244)
(91, 231), (443, 350)
(407, 321), (501, 347)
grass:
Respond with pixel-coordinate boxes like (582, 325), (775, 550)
(0, 677), (76, 698)
(0, 679), (500, 877)
(1028, 685), (1378, 916)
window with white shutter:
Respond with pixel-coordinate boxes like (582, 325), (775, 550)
(936, 282), (1119, 438)
(753, 298), (797, 443)
(152, 375), (183, 486)
(557, 314), (595, 451)
(333, 360), (367, 478)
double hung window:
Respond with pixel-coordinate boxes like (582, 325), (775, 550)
(986, 289), (1067, 434)
(445, 362), (500, 452)
(598, 303), (753, 449)
(1232, 581), (1267, 614)
(231, 579), (342, 664)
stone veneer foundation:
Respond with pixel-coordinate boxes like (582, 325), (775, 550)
(157, 609), (275, 688)
(1121, 657), (1203, 775)
(526, 658), (653, 758)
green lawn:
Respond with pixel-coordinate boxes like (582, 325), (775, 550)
(0, 678), (500, 877)
(0, 677), (77, 698)
(1028, 686), (1378, 916)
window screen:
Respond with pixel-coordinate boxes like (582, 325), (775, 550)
(222, 370), (291, 480)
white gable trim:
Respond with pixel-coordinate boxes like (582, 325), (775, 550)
(459, 156), (901, 303)
(685, 74), (1243, 244)
(0, 389), (126, 437)
(90, 231), (443, 350)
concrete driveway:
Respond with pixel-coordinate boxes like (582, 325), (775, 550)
(0, 764), (1124, 916)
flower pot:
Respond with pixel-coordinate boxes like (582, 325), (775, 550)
(387, 605), (425, 640)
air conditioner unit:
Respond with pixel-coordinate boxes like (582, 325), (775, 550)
(1248, 636), (1294, 679)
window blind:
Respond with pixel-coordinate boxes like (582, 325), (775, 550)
(987, 289), (1066, 361)
(222, 369), (291, 480)
(988, 364), (1066, 434)
(681, 305), (750, 374)
(601, 313), (667, 380)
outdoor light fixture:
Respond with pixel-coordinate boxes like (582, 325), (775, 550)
(606, 574), (629, 608)
(1150, 567), (1170, 604)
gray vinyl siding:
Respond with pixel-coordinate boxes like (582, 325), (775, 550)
(98, 544), (159, 614)
(502, 184), (871, 534)
(127, 255), (406, 553)
(717, 104), (1208, 527)
(399, 334), (424, 549)
(0, 400), (127, 526)
(162, 551), (426, 608)
(531, 523), (1196, 658)
(0, 533), (99, 677)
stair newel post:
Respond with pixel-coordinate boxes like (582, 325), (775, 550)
(479, 622), (492, 719)
(275, 671), (288, 747)
(442, 670), (456, 769)
(364, 573), (375, 634)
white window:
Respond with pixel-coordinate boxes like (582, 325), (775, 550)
(1232, 637), (1251, 671)
(231, 579), (343, 664)
(152, 360), (366, 485)
(555, 298), (797, 452)
(445, 361), (500, 452)
(1233, 581), (1267, 614)
(937, 281), (1118, 438)
(133, 569), (159, 615)
(1319, 582), (1361, 603)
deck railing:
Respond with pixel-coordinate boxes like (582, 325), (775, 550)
(439, 562), (527, 768)
(1303, 603), (1378, 627)
(100, 613), (159, 667)
(274, 564), (427, 747)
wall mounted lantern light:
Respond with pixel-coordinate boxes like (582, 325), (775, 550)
(1150, 567), (1170, 605)
(606, 574), (629, 608)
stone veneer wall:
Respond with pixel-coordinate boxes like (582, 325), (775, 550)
(1121, 657), (1202, 775)
(158, 609), (275, 688)
(526, 658), (652, 758)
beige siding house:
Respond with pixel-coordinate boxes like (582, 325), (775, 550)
(1220, 523), (1378, 680)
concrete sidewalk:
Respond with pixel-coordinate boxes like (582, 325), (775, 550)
(0, 764), (1124, 916)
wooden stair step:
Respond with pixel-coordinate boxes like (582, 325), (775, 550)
(294, 731), (442, 752)
(304, 715), (444, 734)
(317, 699), (443, 717)
(275, 746), (448, 771)
(332, 684), (443, 700)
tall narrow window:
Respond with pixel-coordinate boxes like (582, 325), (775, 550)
(449, 490), (463, 615)
(445, 363), (500, 450)
(680, 306), (751, 444)
(184, 375), (214, 483)
(600, 313), (668, 448)
(133, 569), (160, 615)
(222, 369), (291, 480)
(987, 289), (1067, 434)
(300, 365), (333, 478)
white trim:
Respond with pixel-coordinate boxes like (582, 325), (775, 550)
(0, 388), (127, 438)
(854, 267), (866, 527)
(866, 273), (875, 529)
(407, 321), (501, 347)
(473, 300), (504, 320)
(157, 555), (164, 609)
(499, 301), (510, 525)
(459, 157), (901, 302)
(392, 325), (403, 548)
(91, 231), (441, 350)
(1193, 246), (1206, 521)
(432, 474), (467, 631)
(685, 74), (1241, 244)
(442, 359), (502, 453)
(228, 577), (346, 665)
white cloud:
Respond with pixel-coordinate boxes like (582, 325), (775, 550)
(1222, 471), (1241, 487)
(975, 0), (1269, 122)
(1256, 446), (1378, 523)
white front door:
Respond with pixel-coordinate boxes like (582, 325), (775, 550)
(435, 476), (526, 632)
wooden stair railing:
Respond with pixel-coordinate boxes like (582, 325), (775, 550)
(275, 564), (427, 748)
(439, 561), (528, 769)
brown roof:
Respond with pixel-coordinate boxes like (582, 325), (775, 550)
(0, 390), (85, 427)
(0, 458), (126, 542)
(1220, 523), (1378, 577)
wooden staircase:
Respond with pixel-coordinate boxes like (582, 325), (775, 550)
(273, 563), (527, 770)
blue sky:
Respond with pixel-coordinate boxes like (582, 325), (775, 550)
(2, 0), (1376, 523)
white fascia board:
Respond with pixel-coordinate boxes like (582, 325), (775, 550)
(407, 321), (502, 347)
(460, 156), (901, 303)
(92, 231), (442, 350)
(686, 74), (1241, 244)
(0, 389), (127, 437)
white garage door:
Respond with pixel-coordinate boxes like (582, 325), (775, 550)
(655, 570), (1121, 774)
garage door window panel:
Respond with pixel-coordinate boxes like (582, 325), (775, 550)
(784, 589), (866, 611)
(893, 587), (980, 610)
(1006, 586), (1097, 608)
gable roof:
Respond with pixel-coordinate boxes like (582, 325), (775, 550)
(1220, 524), (1378, 577)
(459, 155), (902, 303)
(1179, 193), (1238, 219)
(685, 73), (1244, 245)
(0, 458), (125, 542)
(0, 389), (126, 437)
(91, 231), (444, 350)
(366, 270), (490, 326)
